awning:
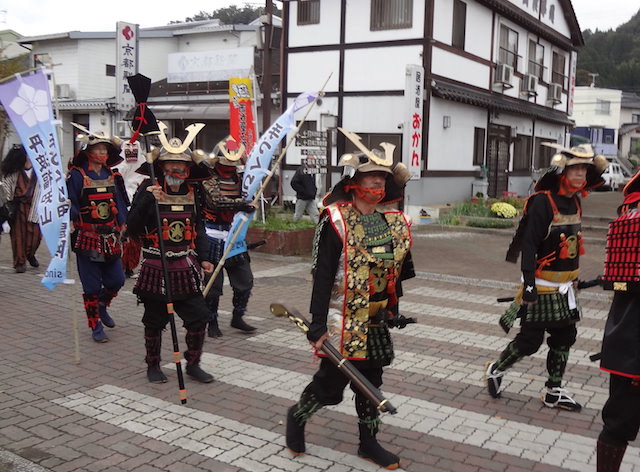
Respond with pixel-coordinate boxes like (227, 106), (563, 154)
(142, 103), (229, 120)
(431, 79), (574, 126)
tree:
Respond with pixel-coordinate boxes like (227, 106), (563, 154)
(172, 3), (282, 25)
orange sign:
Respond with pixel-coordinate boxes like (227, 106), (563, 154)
(229, 78), (257, 157)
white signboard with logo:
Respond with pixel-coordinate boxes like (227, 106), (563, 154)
(403, 64), (424, 180)
(116, 21), (138, 112)
(168, 48), (254, 83)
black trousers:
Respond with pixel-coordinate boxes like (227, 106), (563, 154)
(512, 322), (577, 355)
(141, 295), (208, 332)
(307, 357), (383, 406)
(600, 374), (640, 447)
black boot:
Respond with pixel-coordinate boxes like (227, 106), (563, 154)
(231, 291), (256, 332)
(98, 288), (118, 328)
(356, 396), (400, 470)
(597, 440), (626, 472)
(205, 294), (223, 337)
(144, 327), (167, 383)
(184, 329), (214, 383)
(286, 386), (322, 456)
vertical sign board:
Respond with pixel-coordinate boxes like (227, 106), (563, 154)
(403, 64), (424, 180)
(116, 22), (139, 112)
(567, 51), (577, 118)
(229, 77), (258, 156)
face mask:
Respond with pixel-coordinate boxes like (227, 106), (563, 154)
(558, 175), (587, 196)
(87, 152), (108, 164)
(345, 182), (386, 204)
(215, 163), (236, 178)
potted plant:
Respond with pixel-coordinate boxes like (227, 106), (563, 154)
(247, 215), (317, 256)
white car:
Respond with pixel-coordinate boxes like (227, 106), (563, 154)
(601, 162), (629, 190)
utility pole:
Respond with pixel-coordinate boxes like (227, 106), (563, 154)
(262, 0), (273, 134)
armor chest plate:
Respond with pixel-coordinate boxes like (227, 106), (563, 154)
(539, 213), (581, 272)
(157, 192), (196, 250)
(80, 176), (118, 225)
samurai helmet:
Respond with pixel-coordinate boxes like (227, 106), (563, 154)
(322, 128), (410, 206)
(535, 142), (608, 192)
(136, 121), (210, 181)
(207, 135), (246, 167)
(71, 122), (123, 167)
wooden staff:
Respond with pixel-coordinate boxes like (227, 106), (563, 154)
(203, 75), (332, 297)
(270, 303), (397, 414)
(128, 74), (187, 404)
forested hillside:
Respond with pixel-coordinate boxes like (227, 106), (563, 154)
(576, 9), (640, 92)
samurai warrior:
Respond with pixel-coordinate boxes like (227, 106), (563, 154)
(67, 126), (129, 343)
(485, 143), (607, 411)
(286, 129), (412, 470)
(596, 172), (640, 471)
(126, 123), (214, 384)
(201, 136), (257, 337)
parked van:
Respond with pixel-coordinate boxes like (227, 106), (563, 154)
(601, 162), (629, 190)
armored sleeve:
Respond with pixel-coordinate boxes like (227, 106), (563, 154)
(126, 179), (155, 237)
(307, 219), (342, 342)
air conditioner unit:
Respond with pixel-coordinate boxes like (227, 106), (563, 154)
(55, 83), (71, 99)
(521, 74), (538, 95)
(548, 83), (562, 104)
(494, 64), (514, 87)
(115, 120), (130, 138)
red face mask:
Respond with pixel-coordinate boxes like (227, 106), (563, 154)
(165, 168), (188, 179)
(87, 152), (108, 164)
(215, 163), (236, 178)
(344, 182), (386, 204)
(558, 175), (587, 196)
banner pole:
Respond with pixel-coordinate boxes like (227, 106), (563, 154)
(202, 74), (332, 297)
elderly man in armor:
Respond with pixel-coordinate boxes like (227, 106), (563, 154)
(127, 124), (214, 384)
(285, 129), (413, 470)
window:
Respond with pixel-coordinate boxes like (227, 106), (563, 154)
(552, 52), (566, 88)
(297, 0), (320, 25)
(596, 100), (611, 115)
(528, 40), (544, 80)
(452, 0), (466, 50)
(549, 5), (555, 23)
(632, 113), (640, 123)
(106, 64), (116, 77)
(370, 0), (413, 31)
(604, 135), (613, 144)
(513, 135), (532, 171)
(630, 137), (640, 155)
(534, 137), (555, 169)
(473, 128), (485, 165)
(499, 25), (519, 69)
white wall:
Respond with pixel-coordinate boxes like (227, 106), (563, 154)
(343, 46), (423, 91)
(342, 96), (405, 132)
(571, 87), (622, 130)
(288, 0), (341, 47)
(505, 0), (572, 39)
(287, 50), (340, 93)
(431, 47), (490, 89)
(433, 0), (493, 60)
(427, 99), (487, 171)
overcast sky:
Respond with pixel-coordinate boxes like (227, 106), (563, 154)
(2, 0), (639, 37)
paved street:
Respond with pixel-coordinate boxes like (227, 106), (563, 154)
(0, 191), (637, 472)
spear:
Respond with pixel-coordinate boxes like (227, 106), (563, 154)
(127, 73), (187, 404)
(203, 75), (332, 297)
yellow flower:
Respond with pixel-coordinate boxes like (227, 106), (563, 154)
(491, 202), (517, 219)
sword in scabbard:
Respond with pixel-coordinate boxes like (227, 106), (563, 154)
(270, 303), (397, 415)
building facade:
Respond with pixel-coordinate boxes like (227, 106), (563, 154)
(282, 0), (583, 213)
(17, 19), (281, 166)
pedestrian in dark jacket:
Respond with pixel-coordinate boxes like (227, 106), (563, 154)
(291, 163), (319, 222)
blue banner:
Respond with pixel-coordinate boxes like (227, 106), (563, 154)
(224, 92), (317, 258)
(0, 70), (70, 289)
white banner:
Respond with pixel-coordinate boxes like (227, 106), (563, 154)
(403, 64), (424, 180)
(168, 48), (254, 83)
(116, 21), (139, 112)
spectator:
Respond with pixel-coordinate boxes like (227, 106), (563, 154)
(290, 163), (319, 223)
(0, 145), (42, 273)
